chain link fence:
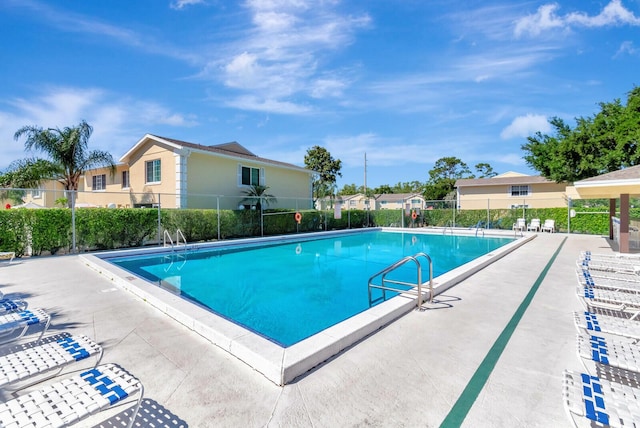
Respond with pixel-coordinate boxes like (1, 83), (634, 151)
(0, 187), (635, 257)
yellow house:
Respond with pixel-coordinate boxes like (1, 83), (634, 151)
(455, 172), (580, 210)
(16, 134), (314, 210)
(375, 193), (425, 210)
(340, 193), (376, 210)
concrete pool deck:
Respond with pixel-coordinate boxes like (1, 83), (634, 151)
(0, 232), (614, 427)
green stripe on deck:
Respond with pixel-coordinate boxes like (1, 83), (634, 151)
(440, 237), (567, 428)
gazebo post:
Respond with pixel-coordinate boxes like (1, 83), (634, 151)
(620, 193), (630, 253)
(609, 198), (616, 240)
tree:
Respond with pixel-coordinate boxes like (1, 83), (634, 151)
(12, 120), (115, 206)
(304, 146), (342, 202)
(338, 183), (358, 195)
(0, 158), (63, 204)
(240, 184), (277, 211)
(522, 87), (640, 182)
(373, 184), (393, 194)
(474, 163), (497, 178)
(424, 157), (473, 200)
(391, 181), (424, 193)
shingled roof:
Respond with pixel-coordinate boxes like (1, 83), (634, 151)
(575, 164), (640, 183)
(455, 175), (552, 187)
(120, 134), (312, 173)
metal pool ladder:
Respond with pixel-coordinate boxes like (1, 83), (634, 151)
(367, 252), (434, 309)
(163, 229), (188, 272)
(163, 229), (187, 250)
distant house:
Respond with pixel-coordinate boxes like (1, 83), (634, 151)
(315, 193), (376, 211)
(375, 193), (425, 211)
(17, 134), (314, 210)
(341, 193), (375, 210)
(314, 193), (425, 212)
(455, 172), (580, 210)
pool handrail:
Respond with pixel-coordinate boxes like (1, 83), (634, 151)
(368, 252), (434, 308)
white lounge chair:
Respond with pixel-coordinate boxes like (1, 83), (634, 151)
(0, 333), (103, 389)
(527, 218), (541, 232)
(577, 268), (640, 294)
(563, 369), (640, 427)
(584, 267), (640, 284)
(574, 311), (640, 340)
(541, 219), (555, 233)
(0, 251), (15, 263)
(0, 296), (28, 315)
(0, 308), (51, 345)
(512, 218), (526, 232)
(578, 257), (640, 275)
(580, 250), (640, 262)
(578, 285), (640, 313)
(577, 333), (640, 374)
(0, 363), (143, 428)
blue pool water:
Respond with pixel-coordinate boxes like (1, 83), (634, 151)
(109, 231), (513, 347)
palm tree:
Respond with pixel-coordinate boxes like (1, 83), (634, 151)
(12, 120), (115, 207)
(240, 184), (277, 211)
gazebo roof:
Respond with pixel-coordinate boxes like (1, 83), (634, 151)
(574, 165), (640, 198)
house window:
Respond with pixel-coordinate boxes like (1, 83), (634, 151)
(510, 185), (529, 197)
(349, 200), (356, 206)
(92, 174), (106, 191)
(146, 159), (161, 183)
(242, 166), (259, 186)
(122, 171), (130, 189)
(31, 188), (42, 199)
(238, 165), (263, 186)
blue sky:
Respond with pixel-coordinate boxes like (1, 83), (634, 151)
(1, 0), (639, 189)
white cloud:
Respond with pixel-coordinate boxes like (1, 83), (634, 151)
(224, 95), (312, 114)
(310, 78), (347, 98)
(566, 0), (640, 27)
(615, 40), (638, 57)
(515, 1), (640, 38)
(0, 87), (198, 169)
(514, 4), (566, 37)
(500, 114), (550, 139)
(322, 133), (433, 168)
(170, 0), (206, 10)
(213, 1), (371, 113)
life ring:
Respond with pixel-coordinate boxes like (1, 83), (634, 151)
(412, 235), (418, 245)
(295, 244), (302, 255)
(295, 212), (302, 224)
(411, 211), (417, 220)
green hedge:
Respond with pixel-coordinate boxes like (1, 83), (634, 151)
(0, 206), (620, 257)
(0, 210), (30, 257)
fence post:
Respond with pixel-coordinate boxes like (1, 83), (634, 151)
(487, 198), (490, 229)
(71, 191), (77, 253)
(402, 198), (406, 229)
(452, 200), (456, 227)
(157, 193), (161, 246)
(567, 197), (572, 234)
(217, 196), (221, 241)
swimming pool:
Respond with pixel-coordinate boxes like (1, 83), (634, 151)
(107, 230), (513, 347)
(83, 228), (532, 384)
